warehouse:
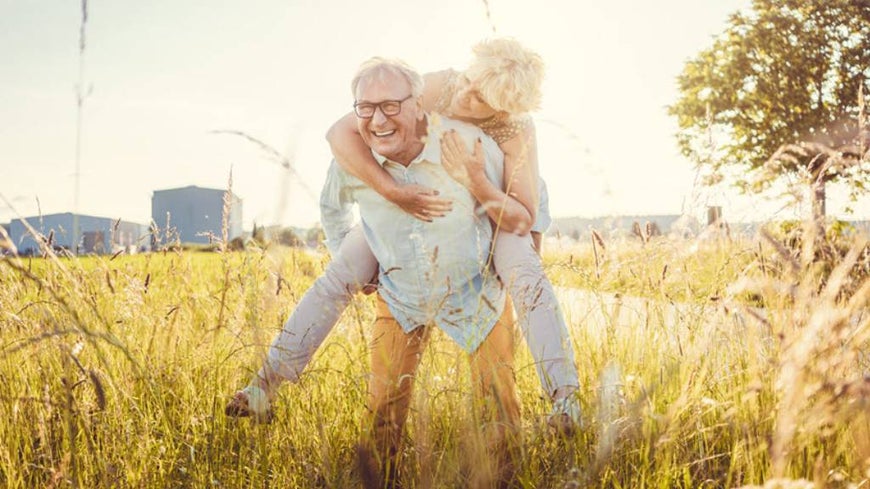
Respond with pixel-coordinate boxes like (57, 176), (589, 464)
(8, 213), (147, 255)
(151, 186), (243, 246)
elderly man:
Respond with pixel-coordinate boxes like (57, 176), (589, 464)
(320, 57), (520, 486)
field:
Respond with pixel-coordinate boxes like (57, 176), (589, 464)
(1, 230), (868, 488)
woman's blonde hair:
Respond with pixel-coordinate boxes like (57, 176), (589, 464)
(351, 57), (424, 99)
(464, 38), (545, 115)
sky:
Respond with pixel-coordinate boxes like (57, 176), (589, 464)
(2, 0), (866, 230)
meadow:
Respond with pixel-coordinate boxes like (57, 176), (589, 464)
(1, 227), (868, 488)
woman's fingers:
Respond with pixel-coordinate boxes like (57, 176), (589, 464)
(440, 130), (467, 159)
(444, 130), (465, 156)
(418, 193), (453, 217)
(399, 184), (453, 221)
(440, 134), (459, 163)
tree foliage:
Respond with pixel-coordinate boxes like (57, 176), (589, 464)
(670, 0), (870, 216)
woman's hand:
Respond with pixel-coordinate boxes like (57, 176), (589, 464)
(389, 184), (453, 222)
(440, 130), (486, 189)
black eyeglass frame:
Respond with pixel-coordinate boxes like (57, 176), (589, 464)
(353, 94), (414, 119)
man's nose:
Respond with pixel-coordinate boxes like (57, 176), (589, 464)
(371, 107), (389, 124)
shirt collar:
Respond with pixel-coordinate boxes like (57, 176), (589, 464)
(371, 115), (440, 167)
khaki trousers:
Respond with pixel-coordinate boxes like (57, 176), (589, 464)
(364, 297), (521, 486)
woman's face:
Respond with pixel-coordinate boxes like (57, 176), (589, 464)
(449, 74), (500, 120)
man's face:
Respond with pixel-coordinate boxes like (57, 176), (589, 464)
(355, 71), (424, 165)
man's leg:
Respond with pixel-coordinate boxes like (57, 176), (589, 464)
(469, 300), (521, 487)
(363, 297), (428, 486)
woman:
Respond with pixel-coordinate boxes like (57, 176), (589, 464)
(228, 39), (582, 431)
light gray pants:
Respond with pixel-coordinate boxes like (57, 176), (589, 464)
(492, 232), (579, 397)
(265, 226), (579, 399)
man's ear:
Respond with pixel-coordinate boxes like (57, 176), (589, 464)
(415, 96), (425, 120)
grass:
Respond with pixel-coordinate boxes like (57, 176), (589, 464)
(1, 230), (868, 488)
(543, 234), (761, 304)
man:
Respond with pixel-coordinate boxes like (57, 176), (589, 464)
(320, 57), (520, 486)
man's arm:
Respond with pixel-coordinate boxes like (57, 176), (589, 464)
(319, 161), (356, 256)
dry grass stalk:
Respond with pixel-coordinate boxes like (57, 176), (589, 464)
(594, 361), (624, 469)
(748, 222), (870, 480)
(591, 228), (605, 279)
(631, 221), (648, 244)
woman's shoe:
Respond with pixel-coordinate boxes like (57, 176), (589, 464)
(547, 395), (583, 436)
(225, 385), (273, 423)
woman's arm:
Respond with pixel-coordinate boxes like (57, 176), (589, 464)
(324, 71), (454, 222)
(500, 121), (540, 227)
(325, 113), (453, 221)
(440, 122), (540, 235)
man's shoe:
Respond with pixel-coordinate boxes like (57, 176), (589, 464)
(547, 395), (583, 435)
(225, 385), (273, 423)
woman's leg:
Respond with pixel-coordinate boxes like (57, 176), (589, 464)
(261, 224), (377, 388)
(492, 232), (580, 401)
(227, 225), (377, 419)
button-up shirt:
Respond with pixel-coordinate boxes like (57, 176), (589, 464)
(320, 115), (506, 353)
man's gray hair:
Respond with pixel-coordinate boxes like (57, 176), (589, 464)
(351, 57), (424, 99)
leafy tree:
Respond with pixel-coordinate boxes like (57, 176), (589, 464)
(670, 0), (870, 219)
(277, 227), (304, 247)
(251, 221), (268, 247)
(306, 226), (325, 248)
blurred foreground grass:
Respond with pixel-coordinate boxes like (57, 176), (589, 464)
(1, 232), (868, 488)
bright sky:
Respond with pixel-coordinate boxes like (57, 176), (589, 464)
(3, 0), (864, 229)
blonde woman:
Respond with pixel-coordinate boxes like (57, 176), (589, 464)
(228, 39), (582, 431)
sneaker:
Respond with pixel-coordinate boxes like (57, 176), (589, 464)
(225, 385), (273, 423)
(548, 395), (583, 435)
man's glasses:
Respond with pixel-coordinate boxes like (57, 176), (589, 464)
(353, 94), (413, 118)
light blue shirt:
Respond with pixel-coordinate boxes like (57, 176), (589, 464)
(320, 116), (506, 353)
(531, 178), (551, 234)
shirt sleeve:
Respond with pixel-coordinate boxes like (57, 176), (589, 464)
(479, 135), (505, 191)
(319, 160), (356, 256)
(531, 177), (552, 234)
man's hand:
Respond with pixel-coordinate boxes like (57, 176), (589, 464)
(440, 130), (485, 189)
(389, 184), (453, 222)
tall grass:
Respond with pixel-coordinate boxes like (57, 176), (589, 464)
(1, 226), (868, 487)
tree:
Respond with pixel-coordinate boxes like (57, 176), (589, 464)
(670, 0), (870, 220)
(305, 226), (325, 248)
(277, 227), (304, 247)
(251, 221), (267, 247)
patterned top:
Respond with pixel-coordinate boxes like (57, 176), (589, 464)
(434, 69), (532, 145)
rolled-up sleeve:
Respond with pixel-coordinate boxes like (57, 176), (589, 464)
(319, 160), (355, 256)
(531, 178), (552, 234)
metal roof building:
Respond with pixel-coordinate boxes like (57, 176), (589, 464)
(151, 185), (243, 246)
(8, 213), (148, 255)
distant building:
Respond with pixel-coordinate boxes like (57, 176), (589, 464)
(1, 222), (10, 254)
(549, 215), (682, 240)
(8, 213), (147, 255)
(549, 215), (870, 242)
(151, 186), (242, 246)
